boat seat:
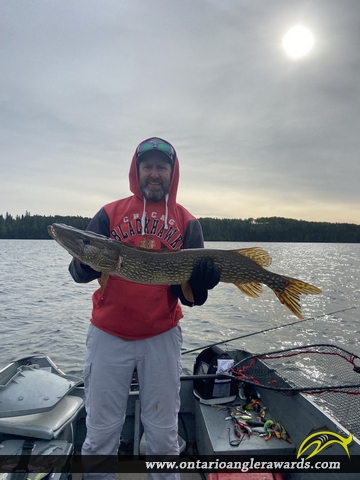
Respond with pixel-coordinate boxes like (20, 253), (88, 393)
(0, 395), (84, 440)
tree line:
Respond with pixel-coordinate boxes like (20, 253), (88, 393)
(0, 212), (359, 242)
(199, 217), (360, 243)
(0, 212), (91, 239)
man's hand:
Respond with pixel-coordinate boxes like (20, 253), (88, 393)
(189, 259), (220, 291)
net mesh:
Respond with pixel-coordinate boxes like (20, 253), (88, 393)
(232, 343), (360, 439)
(232, 343), (360, 393)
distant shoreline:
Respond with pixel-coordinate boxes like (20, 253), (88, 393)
(1, 212), (359, 243)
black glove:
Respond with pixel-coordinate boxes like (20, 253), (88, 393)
(189, 259), (220, 292)
(171, 259), (220, 307)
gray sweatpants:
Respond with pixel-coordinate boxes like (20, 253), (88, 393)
(82, 323), (182, 480)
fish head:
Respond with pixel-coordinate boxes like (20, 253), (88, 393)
(48, 223), (121, 273)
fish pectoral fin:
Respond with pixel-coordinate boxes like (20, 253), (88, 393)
(235, 282), (263, 298)
(273, 276), (322, 319)
(100, 273), (109, 293)
(181, 281), (195, 304)
(232, 247), (272, 268)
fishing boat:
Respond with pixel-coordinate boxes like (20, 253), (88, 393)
(1, 342), (360, 480)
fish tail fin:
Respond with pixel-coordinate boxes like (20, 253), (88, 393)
(274, 276), (322, 319)
(235, 282), (263, 298)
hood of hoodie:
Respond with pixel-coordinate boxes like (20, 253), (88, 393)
(129, 137), (179, 204)
(128, 137), (180, 233)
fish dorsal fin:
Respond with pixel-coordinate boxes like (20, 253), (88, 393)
(235, 282), (263, 298)
(232, 247), (272, 268)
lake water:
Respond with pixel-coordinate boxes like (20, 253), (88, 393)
(1, 240), (359, 377)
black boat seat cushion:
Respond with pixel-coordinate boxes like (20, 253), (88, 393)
(0, 395), (84, 440)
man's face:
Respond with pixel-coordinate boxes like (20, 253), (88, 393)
(138, 154), (172, 202)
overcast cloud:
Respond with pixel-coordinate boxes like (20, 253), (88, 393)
(1, 0), (359, 224)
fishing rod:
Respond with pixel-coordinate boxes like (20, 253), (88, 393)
(181, 306), (356, 356)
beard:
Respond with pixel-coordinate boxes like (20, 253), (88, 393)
(139, 180), (170, 202)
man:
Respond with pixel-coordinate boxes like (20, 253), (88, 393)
(69, 137), (219, 479)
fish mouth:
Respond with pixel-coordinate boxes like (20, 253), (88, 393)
(48, 224), (86, 260)
(47, 225), (57, 239)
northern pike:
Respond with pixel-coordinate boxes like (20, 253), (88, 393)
(48, 223), (321, 319)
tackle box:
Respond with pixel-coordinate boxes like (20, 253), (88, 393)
(195, 400), (295, 456)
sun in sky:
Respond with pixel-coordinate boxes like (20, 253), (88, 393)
(283, 26), (314, 58)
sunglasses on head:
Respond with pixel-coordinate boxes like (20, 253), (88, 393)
(136, 139), (175, 163)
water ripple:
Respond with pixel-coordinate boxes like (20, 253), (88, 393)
(0, 240), (359, 375)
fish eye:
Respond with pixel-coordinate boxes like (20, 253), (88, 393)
(83, 239), (91, 245)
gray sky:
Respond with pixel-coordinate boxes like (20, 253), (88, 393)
(1, 0), (359, 224)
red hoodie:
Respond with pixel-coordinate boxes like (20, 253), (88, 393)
(69, 138), (205, 340)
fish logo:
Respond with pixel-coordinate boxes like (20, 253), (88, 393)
(297, 426), (353, 459)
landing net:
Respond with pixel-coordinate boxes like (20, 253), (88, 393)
(231, 343), (360, 441)
(232, 343), (360, 395)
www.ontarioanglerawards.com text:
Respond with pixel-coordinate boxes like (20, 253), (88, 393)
(145, 457), (341, 473)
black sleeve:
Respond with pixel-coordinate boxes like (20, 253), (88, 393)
(68, 208), (110, 284)
(182, 219), (204, 249)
